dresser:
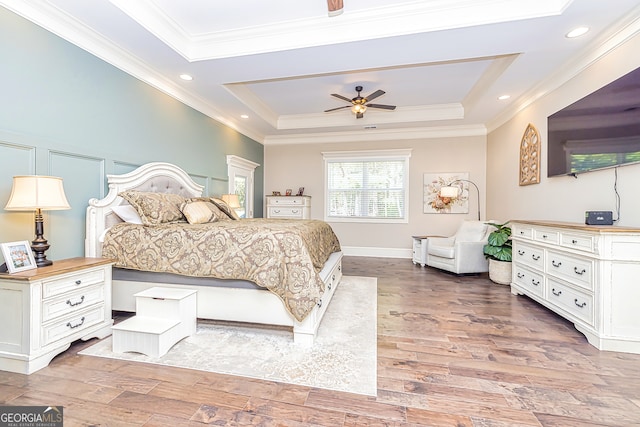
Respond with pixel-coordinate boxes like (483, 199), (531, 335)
(0, 257), (114, 374)
(510, 220), (640, 354)
(266, 195), (311, 219)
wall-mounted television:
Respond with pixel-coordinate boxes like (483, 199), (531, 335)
(547, 67), (640, 177)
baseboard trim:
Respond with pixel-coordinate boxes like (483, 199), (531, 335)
(341, 246), (412, 259)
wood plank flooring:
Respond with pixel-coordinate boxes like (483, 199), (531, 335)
(2, 256), (640, 426)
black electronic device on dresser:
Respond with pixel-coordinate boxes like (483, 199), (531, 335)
(585, 211), (614, 225)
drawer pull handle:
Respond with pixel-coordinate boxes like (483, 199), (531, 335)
(328, 282), (332, 290)
(317, 299), (323, 308)
(574, 267), (586, 275)
(572, 239), (578, 244)
(542, 234), (548, 239)
(531, 279), (540, 286)
(552, 288), (562, 296)
(338, 265), (341, 271)
(66, 317), (85, 329)
(574, 299), (587, 308)
(517, 272), (524, 279)
(518, 250), (525, 256)
(75, 280), (82, 285)
(66, 295), (85, 307)
(551, 260), (562, 268)
(274, 209), (280, 213)
(292, 209), (299, 213)
(519, 231), (524, 235)
(532, 254), (540, 261)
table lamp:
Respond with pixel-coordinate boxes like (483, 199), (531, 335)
(4, 175), (71, 267)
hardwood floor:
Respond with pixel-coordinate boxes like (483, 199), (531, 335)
(2, 256), (640, 426)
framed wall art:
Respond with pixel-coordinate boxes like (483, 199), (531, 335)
(519, 123), (541, 186)
(423, 172), (469, 214)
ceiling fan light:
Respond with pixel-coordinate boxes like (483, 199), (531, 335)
(352, 104), (367, 114)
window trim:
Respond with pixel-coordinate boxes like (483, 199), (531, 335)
(226, 155), (259, 218)
(322, 149), (412, 224)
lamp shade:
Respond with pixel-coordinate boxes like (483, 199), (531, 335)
(221, 194), (241, 209)
(439, 186), (460, 198)
(5, 176), (71, 211)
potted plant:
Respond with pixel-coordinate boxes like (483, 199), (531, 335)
(483, 221), (512, 285)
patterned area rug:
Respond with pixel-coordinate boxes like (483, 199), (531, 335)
(80, 276), (377, 396)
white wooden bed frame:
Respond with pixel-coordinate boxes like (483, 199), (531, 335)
(85, 162), (343, 345)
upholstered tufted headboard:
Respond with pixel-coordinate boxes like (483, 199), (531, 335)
(85, 162), (204, 257)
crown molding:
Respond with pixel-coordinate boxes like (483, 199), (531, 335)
(262, 124), (487, 145)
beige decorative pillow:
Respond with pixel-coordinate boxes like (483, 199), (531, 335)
(211, 197), (241, 220)
(119, 190), (186, 226)
(180, 200), (219, 224)
(183, 198), (230, 221)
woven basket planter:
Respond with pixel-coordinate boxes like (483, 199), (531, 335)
(489, 259), (512, 285)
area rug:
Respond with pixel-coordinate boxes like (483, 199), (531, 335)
(80, 276), (377, 396)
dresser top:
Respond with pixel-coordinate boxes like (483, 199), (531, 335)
(510, 219), (640, 234)
(0, 257), (113, 282)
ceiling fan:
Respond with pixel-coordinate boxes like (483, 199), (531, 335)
(324, 86), (396, 119)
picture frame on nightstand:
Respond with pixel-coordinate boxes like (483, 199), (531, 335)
(1, 241), (37, 273)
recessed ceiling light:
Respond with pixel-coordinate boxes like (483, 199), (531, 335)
(566, 26), (589, 38)
(240, 114), (249, 119)
(179, 74), (193, 81)
(497, 95), (511, 101)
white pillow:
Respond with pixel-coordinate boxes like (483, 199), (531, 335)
(111, 204), (143, 224)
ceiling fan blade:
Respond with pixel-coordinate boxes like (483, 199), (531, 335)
(324, 105), (352, 112)
(356, 112), (364, 119)
(331, 93), (353, 103)
(367, 103), (396, 110)
(365, 89), (385, 102)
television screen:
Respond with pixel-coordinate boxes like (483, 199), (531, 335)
(547, 67), (640, 177)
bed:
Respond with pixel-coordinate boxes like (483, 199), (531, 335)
(85, 162), (343, 345)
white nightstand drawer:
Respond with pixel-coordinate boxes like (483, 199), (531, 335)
(42, 284), (105, 322)
(42, 269), (105, 298)
(42, 305), (105, 346)
(547, 279), (594, 326)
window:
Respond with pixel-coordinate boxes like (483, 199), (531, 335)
(227, 155), (260, 218)
(323, 149), (411, 223)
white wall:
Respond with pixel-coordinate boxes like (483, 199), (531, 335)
(265, 136), (487, 256)
(487, 31), (640, 227)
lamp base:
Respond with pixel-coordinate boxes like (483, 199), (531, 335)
(31, 238), (52, 267)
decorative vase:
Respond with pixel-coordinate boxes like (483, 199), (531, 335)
(489, 259), (512, 285)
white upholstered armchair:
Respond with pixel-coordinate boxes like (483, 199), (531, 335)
(426, 220), (492, 274)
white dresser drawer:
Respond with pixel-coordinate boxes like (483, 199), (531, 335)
(560, 232), (595, 253)
(513, 265), (544, 298)
(42, 305), (106, 346)
(513, 242), (544, 271)
(546, 250), (593, 290)
(547, 279), (594, 326)
(268, 196), (309, 206)
(512, 224), (534, 240)
(42, 269), (105, 298)
(534, 229), (559, 244)
(268, 207), (304, 218)
(42, 284), (105, 322)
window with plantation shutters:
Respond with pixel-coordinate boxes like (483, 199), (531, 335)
(323, 149), (411, 223)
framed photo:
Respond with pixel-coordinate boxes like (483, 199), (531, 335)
(1, 241), (37, 273)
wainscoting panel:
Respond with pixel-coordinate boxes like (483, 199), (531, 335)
(49, 151), (105, 261)
(0, 142), (37, 248)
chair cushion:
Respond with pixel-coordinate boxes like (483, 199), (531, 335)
(428, 245), (455, 259)
(455, 221), (487, 242)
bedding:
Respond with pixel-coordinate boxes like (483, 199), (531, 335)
(102, 218), (341, 322)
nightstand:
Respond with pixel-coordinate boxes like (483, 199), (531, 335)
(0, 257), (114, 374)
(266, 196), (311, 219)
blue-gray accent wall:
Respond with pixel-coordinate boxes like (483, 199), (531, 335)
(0, 7), (264, 263)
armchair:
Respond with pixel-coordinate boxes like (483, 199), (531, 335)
(426, 220), (492, 274)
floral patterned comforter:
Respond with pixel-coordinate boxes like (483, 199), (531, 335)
(102, 219), (341, 321)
